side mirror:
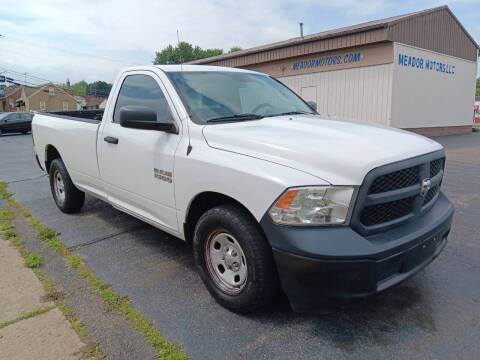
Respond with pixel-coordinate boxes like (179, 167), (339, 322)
(307, 101), (317, 111)
(119, 106), (177, 134)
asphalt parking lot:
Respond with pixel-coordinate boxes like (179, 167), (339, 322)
(1, 133), (479, 359)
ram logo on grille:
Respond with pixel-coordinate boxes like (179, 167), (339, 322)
(421, 178), (432, 197)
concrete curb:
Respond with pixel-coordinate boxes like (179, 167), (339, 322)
(0, 235), (85, 359)
(1, 199), (157, 360)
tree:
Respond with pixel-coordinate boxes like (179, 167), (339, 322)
(228, 46), (243, 53)
(476, 77), (480, 96)
(154, 42), (223, 64)
(86, 81), (112, 98)
(70, 80), (88, 96)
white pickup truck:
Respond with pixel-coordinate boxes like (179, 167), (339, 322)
(32, 65), (454, 313)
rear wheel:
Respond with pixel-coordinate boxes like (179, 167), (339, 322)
(193, 205), (279, 312)
(0, 128), (3, 136)
(49, 158), (85, 213)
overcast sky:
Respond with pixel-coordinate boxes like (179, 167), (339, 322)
(0, 0), (479, 85)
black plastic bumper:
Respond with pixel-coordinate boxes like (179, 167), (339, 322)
(260, 192), (454, 313)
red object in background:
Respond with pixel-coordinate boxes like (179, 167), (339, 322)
(475, 117), (480, 124)
(475, 105), (479, 111)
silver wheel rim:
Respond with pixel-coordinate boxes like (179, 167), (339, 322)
(53, 170), (66, 204)
(205, 232), (248, 295)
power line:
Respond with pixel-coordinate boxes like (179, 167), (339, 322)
(1, 66), (51, 83)
(3, 33), (137, 66)
(0, 67), (50, 87)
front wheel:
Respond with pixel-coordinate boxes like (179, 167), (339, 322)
(193, 205), (279, 312)
(49, 158), (85, 213)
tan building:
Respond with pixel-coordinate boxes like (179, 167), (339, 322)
(14, 83), (77, 113)
(190, 6), (479, 136)
(82, 95), (106, 110)
(1, 87), (23, 112)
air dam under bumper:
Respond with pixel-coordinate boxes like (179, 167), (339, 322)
(260, 192), (454, 313)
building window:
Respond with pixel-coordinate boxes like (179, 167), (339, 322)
(9, 99), (14, 106)
(63, 101), (69, 111)
(40, 101), (46, 111)
(49, 87), (54, 96)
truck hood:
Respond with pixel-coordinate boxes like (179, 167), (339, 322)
(202, 115), (443, 185)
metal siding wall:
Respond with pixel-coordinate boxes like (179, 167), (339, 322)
(280, 63), (393, 126)
(193, 29), (388, 67)
(391, 43), (477, 128)
(388, 8), (477, 61)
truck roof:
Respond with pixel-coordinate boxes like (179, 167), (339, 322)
(121, 65), (262, 74)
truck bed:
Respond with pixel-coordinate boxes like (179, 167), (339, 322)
(46, 110), (104, 122)
(32, 110), (103, 187)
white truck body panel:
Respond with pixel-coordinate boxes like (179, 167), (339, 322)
(203, 115), (442, 185)
(33, 114), (104, 196)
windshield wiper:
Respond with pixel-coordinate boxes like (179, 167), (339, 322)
(206, 113), (264, 123)
(263, 111), (311, 118)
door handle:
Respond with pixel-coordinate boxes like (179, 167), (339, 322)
(104, 136), (119, 144)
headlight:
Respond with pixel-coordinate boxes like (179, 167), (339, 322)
(268, 186), (355, 226)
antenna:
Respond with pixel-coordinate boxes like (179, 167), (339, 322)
(299, 22), (304, 38)
(177, 29), (183, 70)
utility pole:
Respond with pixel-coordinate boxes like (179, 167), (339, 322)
(24, 72), (27, 86)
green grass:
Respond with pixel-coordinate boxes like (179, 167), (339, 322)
(25, 253), (42, 268)
(47, 237), (65, 251)
(0, 306), (55, 329)
(66, 254), (82, 269)
(0, 182), (187, 360)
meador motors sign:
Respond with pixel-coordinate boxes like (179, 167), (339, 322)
(244, 43), (394, 78)
(292, 52), (362, 71)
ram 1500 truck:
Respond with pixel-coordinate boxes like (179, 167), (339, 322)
(32, 65), (454, 313)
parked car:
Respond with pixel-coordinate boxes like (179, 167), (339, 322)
(0, 112), (33, 136)
(31, 65), (454, 313)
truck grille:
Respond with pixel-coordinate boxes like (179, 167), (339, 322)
(369, 166), (419, 194)
(430, 158), (444, 178)
(361, 196), (416, 226)
(351, 152), (445, 235)
(423, 185), (439, 205)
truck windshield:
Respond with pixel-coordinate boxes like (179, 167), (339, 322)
(166, 71), (315, 124)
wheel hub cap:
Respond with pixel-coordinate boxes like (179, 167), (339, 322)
(53, 170), (66, 204)
(205, 232), (248, 295)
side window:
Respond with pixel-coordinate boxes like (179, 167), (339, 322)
(21, 113), (33, 120)
(10, 113), (20, 121)
(113, 74), (173, 124)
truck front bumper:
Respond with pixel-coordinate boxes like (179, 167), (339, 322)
(260, 192), (454, 313)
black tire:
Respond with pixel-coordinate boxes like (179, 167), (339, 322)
(193, 205), (279, 312)
(0, 128), (3, 136)
(49, 158), (85, 213)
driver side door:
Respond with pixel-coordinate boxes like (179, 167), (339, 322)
(99, 71), (182, 233)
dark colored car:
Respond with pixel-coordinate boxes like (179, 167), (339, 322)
(0, 112), (33, 136)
